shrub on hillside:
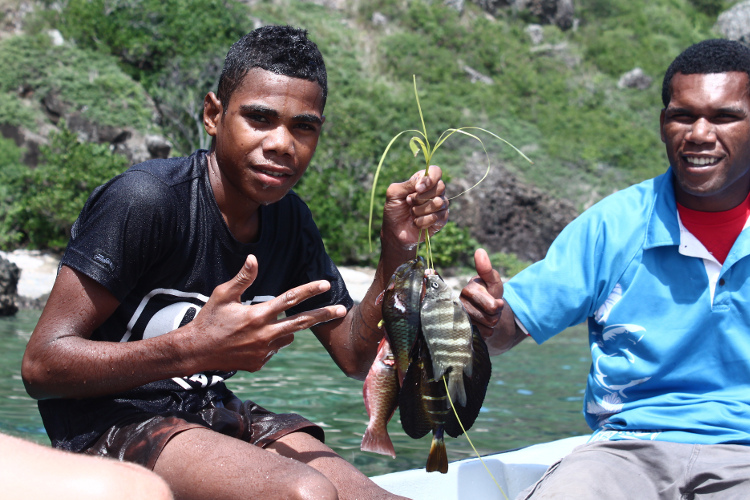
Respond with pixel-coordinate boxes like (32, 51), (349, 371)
(53, 0), (250, 81)
(0, 123), (128, 251)
(0, 33), (155, 131)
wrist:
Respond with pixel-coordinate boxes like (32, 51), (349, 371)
(379, 228), (419, 256)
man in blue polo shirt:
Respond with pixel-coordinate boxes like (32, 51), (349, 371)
(460, 38), (750, 498)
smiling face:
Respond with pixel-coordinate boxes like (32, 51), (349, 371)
(661, 72), (750, 212)
(204, 67), (325, 214)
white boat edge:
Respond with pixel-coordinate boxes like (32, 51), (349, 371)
(369, 435), (590, 500)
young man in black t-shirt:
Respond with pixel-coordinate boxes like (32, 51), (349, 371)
(23, 25), (448, 499)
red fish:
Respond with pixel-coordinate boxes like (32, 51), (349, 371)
(361, 338), (400, 458)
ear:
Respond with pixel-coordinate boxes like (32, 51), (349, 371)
(203, 92), (223, 137)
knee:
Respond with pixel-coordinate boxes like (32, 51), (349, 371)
(285, 470), (338, 500)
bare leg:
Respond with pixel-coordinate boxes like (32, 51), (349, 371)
(153, 427), (338, 500)
(0, 433), (172, 500)
(266, 431), (409, 500)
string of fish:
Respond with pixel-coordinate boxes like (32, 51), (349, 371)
(361, 256), (492, 475)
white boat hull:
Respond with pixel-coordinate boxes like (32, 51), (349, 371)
(370, 435), (590, 500)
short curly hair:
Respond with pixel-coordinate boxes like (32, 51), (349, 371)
(662, 39), (750, 107)
(216, 25), (328, 112)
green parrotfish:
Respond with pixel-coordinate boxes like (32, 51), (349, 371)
(379, 256), (425, 383)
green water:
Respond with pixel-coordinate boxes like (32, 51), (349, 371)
(0, 309), (592, 477)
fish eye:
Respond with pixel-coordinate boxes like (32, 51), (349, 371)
(431, 282), (439, 289)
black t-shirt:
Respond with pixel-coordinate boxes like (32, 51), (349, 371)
(39, 149), (353, 452)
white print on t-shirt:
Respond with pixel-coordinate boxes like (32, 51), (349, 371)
(588, 286), (651, 422)
(117, 287), (275, 389)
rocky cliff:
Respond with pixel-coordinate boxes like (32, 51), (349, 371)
(450, 155), (578, 262)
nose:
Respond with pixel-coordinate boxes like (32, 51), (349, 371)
(686, 117), (716, 144)
(263, 125), (294, 157)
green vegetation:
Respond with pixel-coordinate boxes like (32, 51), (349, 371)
(367, 75), (533, 270)
(0, 0), (731, 265)
(48, 0), (250, 80)
(0, 123), (128, 250)
(0, 33), (155, 130)
(490, 251), (532, 278)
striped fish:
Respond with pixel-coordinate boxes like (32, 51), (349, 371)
(398, 336), (452, 473)
(398, 326), (492, 473)
(419, 272), (473, 407)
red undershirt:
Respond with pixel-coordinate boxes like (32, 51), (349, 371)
(676, 191), (750, 264)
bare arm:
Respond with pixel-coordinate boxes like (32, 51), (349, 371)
(460, 248), (527, 356)
(22, 255), (346, 400)
(313, 166), (449, 379)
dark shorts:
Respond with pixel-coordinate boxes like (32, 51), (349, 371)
(82, 395), (325, 470)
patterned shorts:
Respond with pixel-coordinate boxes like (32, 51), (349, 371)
(83, 395), (324, 470)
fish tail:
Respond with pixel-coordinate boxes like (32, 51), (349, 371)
(361, 425), (396, 459)
(426, 427), (448, 474)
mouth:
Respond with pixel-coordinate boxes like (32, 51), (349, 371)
(259, 169), (287, 177)
(254, 165), (293, 184)
(683, 155), (722, 167)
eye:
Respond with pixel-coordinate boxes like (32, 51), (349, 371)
(431, 282), (439, 289)
(713, 113), (743, 124)
(245, 113), (269, 125)
(294, 122), (320, 134)
(667, 112), (693, 123)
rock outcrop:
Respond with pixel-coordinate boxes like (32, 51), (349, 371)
(450, 154), (579, 263)
(469, 0), (576, 30)
(0, 256), (19, 316)
(618, 67), (653, 90)
(0, 23), (172, 169)
(715, 1), (750, 44)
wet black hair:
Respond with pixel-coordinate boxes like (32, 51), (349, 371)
(216, 25), (328, 112)
(662, 39), (750, 107)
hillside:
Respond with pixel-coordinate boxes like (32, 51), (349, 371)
(0, 0), (740, 269)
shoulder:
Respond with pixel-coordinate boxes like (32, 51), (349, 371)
(528, 174), (665, 282)
(560, 174), (663, 248)
(128, 151), (205, 186)
(579, 175), (661, 223)
(91, 152), (206, 211)
(71, 156), (207, 245)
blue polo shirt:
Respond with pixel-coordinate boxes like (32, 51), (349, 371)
(504, 168), (750, 445)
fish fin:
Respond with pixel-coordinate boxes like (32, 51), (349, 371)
(426, 427), (448, 474)
(445, 327), (492, 438)
(375, 289), (384, 305)
(447, 374), (468, 408)
(361, 425), (397, 458)
(463, 359), (473, 379)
